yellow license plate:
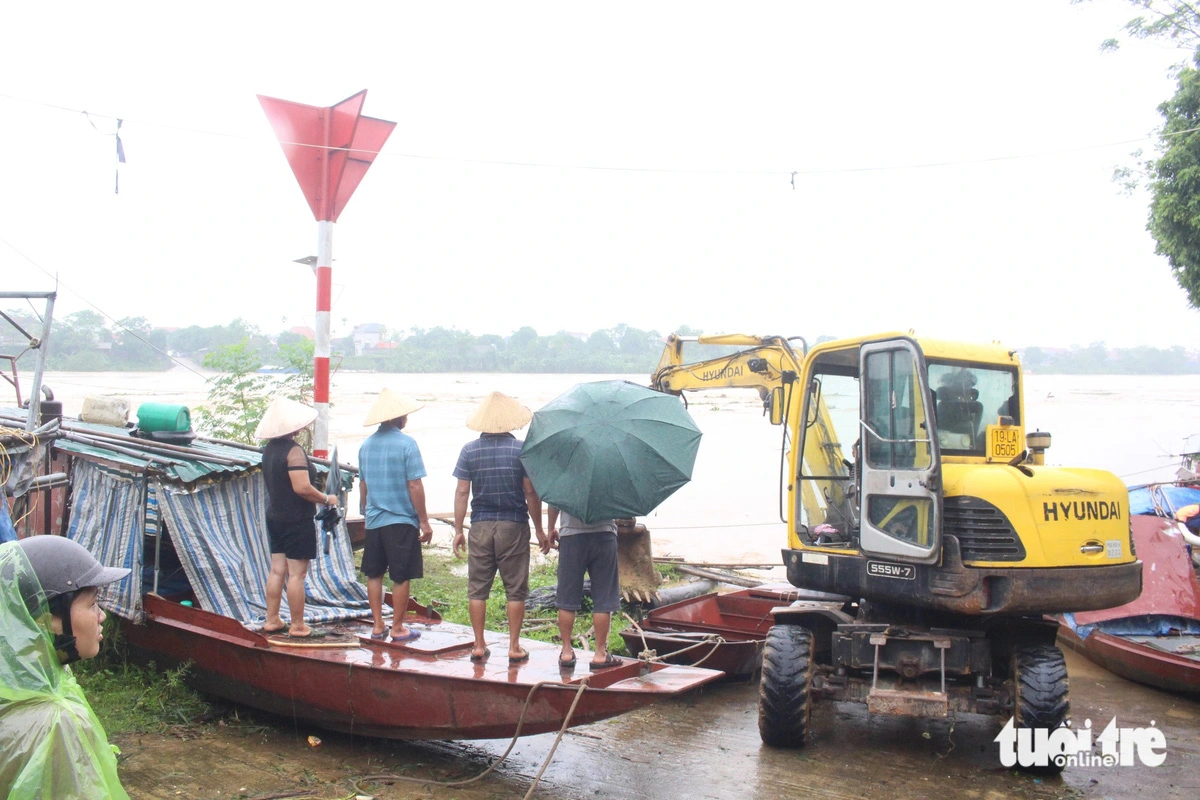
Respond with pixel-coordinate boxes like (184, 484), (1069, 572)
(987, 425), (1022, 460)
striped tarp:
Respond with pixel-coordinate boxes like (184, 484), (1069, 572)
(154, 472), (370, 628)
(64, 460), (143, 622)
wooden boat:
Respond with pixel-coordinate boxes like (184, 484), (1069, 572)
(619, 584), (840, 679)
(1056, 513), (1200, 696)
(125, 593), (720, 740)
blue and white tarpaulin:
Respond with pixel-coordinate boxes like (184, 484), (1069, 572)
(154, 472), (370, 628)
(65, 458), (369, 627)
(64, 460), (142, 622)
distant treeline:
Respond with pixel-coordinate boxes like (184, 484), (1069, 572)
(1021, 344), (1200, 375)
(2, 310), (1199, 375)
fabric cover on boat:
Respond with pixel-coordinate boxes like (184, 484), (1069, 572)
(65, 459), (369, 627)
(0, 542), (129, 800)
(62, 461), (141, 622)
(153, 470), (370, 627)
(1128, 483), (1200, 517)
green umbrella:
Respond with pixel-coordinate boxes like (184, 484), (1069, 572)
(520, 380), (702, 524)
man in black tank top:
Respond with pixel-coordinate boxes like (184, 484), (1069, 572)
(255, 398), (338, 637)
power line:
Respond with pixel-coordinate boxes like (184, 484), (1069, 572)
(0, 90), (1182, 179)
(0, 235), (208, 379)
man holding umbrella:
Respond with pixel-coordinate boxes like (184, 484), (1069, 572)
(520, 380), (703, 671)
(548, 508), (622, 670)
(451, 391), (549, 664)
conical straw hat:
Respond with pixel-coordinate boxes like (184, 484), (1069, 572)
(364, 388), (425, 426)
(467, 391), (532, 433)
(255, 397), (318, 439)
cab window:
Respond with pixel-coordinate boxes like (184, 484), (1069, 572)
(928, 362), (1018, 456)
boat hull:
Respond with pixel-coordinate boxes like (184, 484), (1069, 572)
(123, 594), (720, 740)
(1058, 626), (1200, 696)
(619, 585), (805, 679)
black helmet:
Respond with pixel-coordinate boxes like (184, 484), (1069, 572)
(17, 536), (130, 601)
(14, 536), (129, 665)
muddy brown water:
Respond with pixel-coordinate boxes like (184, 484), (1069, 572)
(116, 648), (1198, 800)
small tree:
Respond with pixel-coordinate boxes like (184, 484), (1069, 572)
(196, 341), (272, 444)
(197, 337), (319, 449)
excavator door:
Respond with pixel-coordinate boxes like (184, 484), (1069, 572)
(858, 339), (942, 565)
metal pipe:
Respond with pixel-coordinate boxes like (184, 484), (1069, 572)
(313, 219), (334, 459)
(57, 431), (183, 465)
(191, 434), (358, 473)
(29, 472), (68, 488)
(25, 292), (55, 433)
(64, 426), (252, 465)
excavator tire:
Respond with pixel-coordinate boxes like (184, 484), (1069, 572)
(758, 624), (814, 748)
(1012, 644), (1070, 774)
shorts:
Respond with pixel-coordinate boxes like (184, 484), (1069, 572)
(467, 520), (531, 601)
(362, 523), (424, 584)
(556, 530), (619, 613)
(267, 517), (317, 561)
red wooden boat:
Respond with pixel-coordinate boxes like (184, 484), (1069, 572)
(1056, 514), (1200, 696)
(619, 584), (838, 679)
(124, 593), (721, 740)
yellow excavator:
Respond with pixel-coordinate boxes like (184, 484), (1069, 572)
(652, 332), (1141, 769)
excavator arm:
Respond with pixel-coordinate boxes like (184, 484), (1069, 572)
(650, 333), (856, 539)
(651, 334), (804, 409)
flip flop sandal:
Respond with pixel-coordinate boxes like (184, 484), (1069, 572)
(509, 649), (530, 664)
(588, 654), (622, 671)
(261, 624), (287, 635)
(369, 631), (388, 640)
(469, 647), (491, 662)
(558, 655), (577, 669)
(284, 628), (328, 639)
(390, 629), (422, 643)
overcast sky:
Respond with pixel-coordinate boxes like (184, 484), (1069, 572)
(1, 1), (1197, 349)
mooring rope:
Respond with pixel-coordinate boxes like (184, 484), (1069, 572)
(352, 675), (591, 799)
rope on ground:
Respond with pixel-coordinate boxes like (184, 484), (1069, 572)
(352, 676), (590, 798)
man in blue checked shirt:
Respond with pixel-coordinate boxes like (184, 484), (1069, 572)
(452, 392), (549, 663)
(358, 389), (434, 643)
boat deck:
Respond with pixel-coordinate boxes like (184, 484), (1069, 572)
(125, 593), (722, 739)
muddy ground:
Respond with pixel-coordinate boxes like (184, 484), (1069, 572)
(117, 647), (1198, 800)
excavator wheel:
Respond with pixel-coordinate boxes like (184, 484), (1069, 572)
(758, 624), (814, 748)
(1012, 644), (1070, 774)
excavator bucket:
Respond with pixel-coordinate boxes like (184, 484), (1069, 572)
(617, 519), (661, 603)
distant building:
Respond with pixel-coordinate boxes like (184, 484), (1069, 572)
(351, 323), (385, 356)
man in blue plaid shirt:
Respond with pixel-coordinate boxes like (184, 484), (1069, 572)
(452, 392), (549, 663)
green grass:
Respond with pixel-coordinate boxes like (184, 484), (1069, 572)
(73, 620), (212, 736)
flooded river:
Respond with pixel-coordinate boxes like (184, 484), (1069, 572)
(38, 369), (1200, 566)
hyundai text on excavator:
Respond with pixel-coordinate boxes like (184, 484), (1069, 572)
(651, 332), (1141, 770)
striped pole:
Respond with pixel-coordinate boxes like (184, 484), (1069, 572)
(314, 219), (333, 458)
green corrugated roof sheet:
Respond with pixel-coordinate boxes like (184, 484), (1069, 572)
(48, 420), (351, 488)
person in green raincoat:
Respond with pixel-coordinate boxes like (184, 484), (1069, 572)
(0, 536), (131, 799)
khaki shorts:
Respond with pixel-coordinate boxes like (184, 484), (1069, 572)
(467, 520), (531, 601)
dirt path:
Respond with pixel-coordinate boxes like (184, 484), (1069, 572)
(116, 648), (1199, 800)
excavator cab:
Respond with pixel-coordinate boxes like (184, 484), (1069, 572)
(792, 337), (941, 563)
